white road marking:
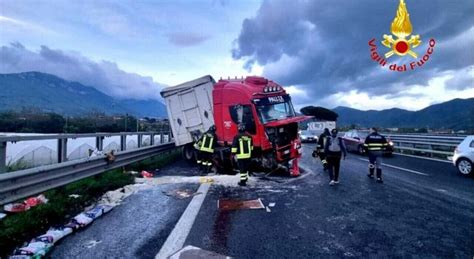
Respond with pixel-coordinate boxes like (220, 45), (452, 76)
(156, 183), (210, 259)
(358, 158), (429, 176)
(394, 153), (452, 164)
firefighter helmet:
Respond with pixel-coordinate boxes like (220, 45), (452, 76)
(208, 125), (216, 132)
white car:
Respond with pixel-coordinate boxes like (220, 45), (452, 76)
(452, 135), (474, 175)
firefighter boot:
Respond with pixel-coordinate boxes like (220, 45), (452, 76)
(290, 159), (300, 177)
(368, 164), (375, 178)
(376, 168), (383, 183)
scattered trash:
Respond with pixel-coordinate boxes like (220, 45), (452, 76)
(88, 149), (104, 158)
(73, 213), (94, 227)
(199, 177), (214, 183)
(85, 240), (102, 249)
(84, 207), (104, 220)
(4, 203), (30, 213)
(163, 189), (201, 199)
(266, 206), (271, 213)
(69, 194), (81, 199)
(35, 227), (73, 245)
(169, 245), (229, 259)
(105, 150), (116, 163)
(0, 212), (6, 220)
(268, 202), (276, 207)
(218, 198), (265, 210)
(12, 241), (51, 257)
(141, 170), (154, 178)
(24, 194), (48, 207)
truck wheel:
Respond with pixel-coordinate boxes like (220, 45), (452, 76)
(457, 158), (472, 176)
(182, 143), (195, 162)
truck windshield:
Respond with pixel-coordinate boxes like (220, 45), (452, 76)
(253, 95), (296, 124)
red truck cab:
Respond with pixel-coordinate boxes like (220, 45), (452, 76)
(213, 76), (310, 172)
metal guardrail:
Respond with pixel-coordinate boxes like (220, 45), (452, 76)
(384, 133), (466, 161)
(0, 131), (173, 173)
(0, 142), (176, 205)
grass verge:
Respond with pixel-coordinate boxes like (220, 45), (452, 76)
(0, 148), (181, 258)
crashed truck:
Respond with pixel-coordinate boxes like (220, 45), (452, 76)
(160, 75), (311, 175)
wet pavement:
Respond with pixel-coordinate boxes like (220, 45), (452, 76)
(50, 144), (474, 258)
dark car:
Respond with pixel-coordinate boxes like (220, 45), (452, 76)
(342, 130), (394, 155)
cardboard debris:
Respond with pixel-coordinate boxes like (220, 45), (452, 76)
(199, 177), (214, 183)
(218, 198), (265, 210)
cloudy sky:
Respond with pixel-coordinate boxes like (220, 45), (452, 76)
(0, 0), (473, 111)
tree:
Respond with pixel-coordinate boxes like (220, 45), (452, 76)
(300, 106), (339, 121)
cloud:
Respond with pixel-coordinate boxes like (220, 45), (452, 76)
(444, 66), (474, 91)
(0, 15), (55, 35)
(232, 0), (474, 106)
(166, 32), (211, 47)
(0, 42), (167, 100)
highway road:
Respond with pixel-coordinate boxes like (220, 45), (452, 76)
(50, 143), (474, 258)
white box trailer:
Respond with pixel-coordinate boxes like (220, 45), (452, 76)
(160, 75), (215, 147)
(307, 121), (336, 134)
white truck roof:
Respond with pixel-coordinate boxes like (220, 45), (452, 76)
(160, 75), (215, 98)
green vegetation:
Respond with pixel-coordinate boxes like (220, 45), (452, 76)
(0, 110), (170, 133)
(0, 149), (181, 258)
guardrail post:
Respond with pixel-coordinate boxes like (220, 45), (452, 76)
(95, 136), (104, 151)
(57, 138), (68, 163)
(120, 135), (127, 151)
(138, 134), (142, 148)
(150, 133), (155, 146)
(0, 141), (6, 173)
(160, 132), (164, 144)
(168, 132), (172, 142)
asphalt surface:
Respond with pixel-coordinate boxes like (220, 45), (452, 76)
(51, 143), (474, 258)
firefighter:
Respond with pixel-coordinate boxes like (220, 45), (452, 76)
(364, 127), (389, 183)
(312, 128), (330, 171)
(194, 125), (217, 174)
(232, 124), (253, 186)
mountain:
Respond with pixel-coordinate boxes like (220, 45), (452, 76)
(333, 98), (474, 130)
(0, 72), (167, 118)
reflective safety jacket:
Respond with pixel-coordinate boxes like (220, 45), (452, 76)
(316, 133), (329, 152)
(195, 132), (216, 153)
(364, 132), (389, 152)
(231, 133), (254, 160)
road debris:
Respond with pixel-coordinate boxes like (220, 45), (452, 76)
(69, 194), (81, 199)
(163, 189), (202, 199)
(85, 240), (102, 249)
(0, 212), (6, 220)
(141, 170), (154, 178)
(268, 202), (276, 207)
(4, 194), (49, 213)
(218, 198), (265, 210)
(199, 177), (214, 183)
(266, 206), (271, 213)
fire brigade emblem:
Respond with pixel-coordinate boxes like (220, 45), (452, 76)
(382, 0), (421, 58)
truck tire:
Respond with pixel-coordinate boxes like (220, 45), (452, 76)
(182, 143), (195, 162)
